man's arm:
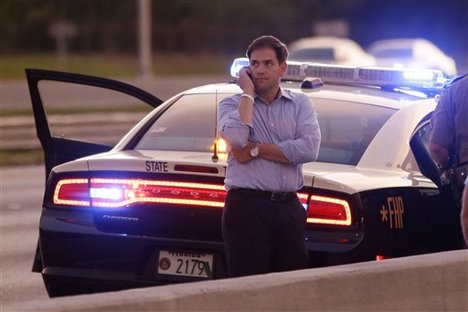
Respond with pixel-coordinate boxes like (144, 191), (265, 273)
(218, 96), (251, 149)
(236, 67), (256, 125)
(429, 89), (454, 168)
(276, 94), (321, 165)
(217, 67), (255, 149)
(230, 142), (291, 164)
(231, 94), (321, 165)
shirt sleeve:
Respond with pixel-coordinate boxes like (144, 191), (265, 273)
(277, 93), (321, 165)
(430, 88), (454, 147)
(218, 94), (251, 148)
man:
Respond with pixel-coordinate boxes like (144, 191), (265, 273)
(429, 75), (468, 246)
(429, 75), (468, 177)
(218, 35), (321, 277)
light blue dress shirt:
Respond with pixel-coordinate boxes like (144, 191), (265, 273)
(218, 88), (321, 192)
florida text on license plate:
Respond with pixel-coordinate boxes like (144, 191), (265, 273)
(158, 250), (214, 278)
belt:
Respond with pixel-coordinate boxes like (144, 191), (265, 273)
(231, 188), (297, 202)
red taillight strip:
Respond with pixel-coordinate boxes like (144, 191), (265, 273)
(90, 178), (226, 191)
(297, 192), (309, 207)
(90, 178), (226, 208)
(54, 177), (314, 212)
(54, 177), (227, 208)
(307, 195), (352, 226)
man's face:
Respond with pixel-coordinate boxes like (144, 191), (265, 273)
(249, 47), (287, 94)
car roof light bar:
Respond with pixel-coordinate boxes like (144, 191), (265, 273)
(230, 57), (447, 91)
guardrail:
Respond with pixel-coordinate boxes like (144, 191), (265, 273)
(4, 250), (467, 311)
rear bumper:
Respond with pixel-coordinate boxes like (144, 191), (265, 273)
(38, 209), (226, 296)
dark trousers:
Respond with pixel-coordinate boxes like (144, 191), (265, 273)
(222, 188), (308, 277)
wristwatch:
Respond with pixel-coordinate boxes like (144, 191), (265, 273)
(249, 143), (259, 158)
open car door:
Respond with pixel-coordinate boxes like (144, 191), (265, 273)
(410, 114), (463, 248)
(409, 114), (441, 187)
(26, 69), (163, 178)
(27, 69), (164, 273)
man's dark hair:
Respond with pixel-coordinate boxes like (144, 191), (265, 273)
(246, 35), (289, 63)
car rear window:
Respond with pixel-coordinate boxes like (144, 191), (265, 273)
(314, 99), (396, 165)
(136, 94), (221, 152)
(135, 93), (396, 166)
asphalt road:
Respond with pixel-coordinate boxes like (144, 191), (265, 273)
(1, 165), (48, 306)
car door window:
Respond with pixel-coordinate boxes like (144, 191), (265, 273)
(37, 80), (153, 146)
(409, 118), (441, 184)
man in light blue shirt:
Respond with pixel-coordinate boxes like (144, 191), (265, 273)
(218, 35), (321, 277)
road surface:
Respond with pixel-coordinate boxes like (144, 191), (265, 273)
(1, 165), (48, 307)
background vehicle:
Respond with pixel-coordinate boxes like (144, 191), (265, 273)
(367, 38), (458, 76)
(28, 60), (463, 297)
(288, 36), (376, 66)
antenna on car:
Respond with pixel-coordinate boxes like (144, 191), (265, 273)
(212, 89), (219, 163)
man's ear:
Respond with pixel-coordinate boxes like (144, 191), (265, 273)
(279, 62), (287, 77)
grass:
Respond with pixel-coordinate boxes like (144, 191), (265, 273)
(1, 52), (231, 80)
(0, 148), (44, 167)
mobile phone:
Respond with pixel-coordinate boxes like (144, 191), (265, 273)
(245, 67), (253, 81)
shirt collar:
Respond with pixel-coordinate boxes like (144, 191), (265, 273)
(253, 88), (292, 102)
(279, 87), (293, 101)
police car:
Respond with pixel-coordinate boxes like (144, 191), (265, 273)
(27, 59), (464, 297)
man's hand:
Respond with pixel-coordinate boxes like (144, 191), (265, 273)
(429, 142), (450, 169)
(238, 66), (255, 95)
(231, 142), (256, 164)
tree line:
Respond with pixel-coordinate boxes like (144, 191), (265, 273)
(1, 0), (466, 67)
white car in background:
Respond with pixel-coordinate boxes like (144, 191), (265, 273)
(288, 36), (376, 66)
(367, 38), (457, 76)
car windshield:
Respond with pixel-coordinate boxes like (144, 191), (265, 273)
(289, 48), (335, 61)
(135, 93), (396, 166)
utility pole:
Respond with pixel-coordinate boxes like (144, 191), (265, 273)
(137, 0), (153, 79)
(48, 20), (77, 69)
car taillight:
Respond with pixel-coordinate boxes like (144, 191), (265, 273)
(53, 178), (227, 209)
(53, 179), (90, 206)
(306, 195), (352, 226)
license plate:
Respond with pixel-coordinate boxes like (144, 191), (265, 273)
(157, 250), (214, 278)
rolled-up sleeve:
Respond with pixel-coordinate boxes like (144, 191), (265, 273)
(430, 91), (453, 147)
(218, 95), (251, 148)
(277, 94), (321, 165)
